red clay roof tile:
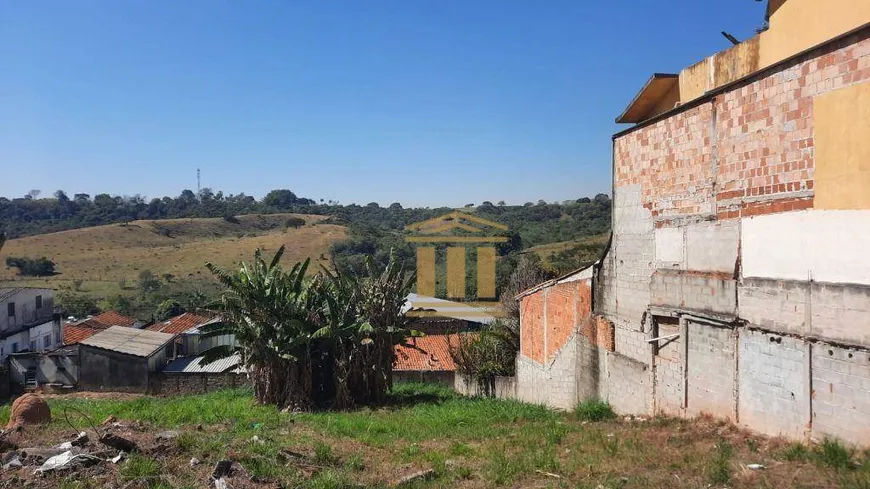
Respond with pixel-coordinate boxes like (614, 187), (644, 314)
(63, 325), (102, 345)
(145, 312), (211, 335)
(93, 311), (138, 327)
(393, 334), (460, 372)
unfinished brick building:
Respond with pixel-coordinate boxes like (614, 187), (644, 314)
(514, 0), (870, 444)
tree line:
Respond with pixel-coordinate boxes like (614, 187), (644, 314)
(0, 188), (610, 244)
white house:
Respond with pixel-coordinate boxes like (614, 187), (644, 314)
(0, 288), (61, 360)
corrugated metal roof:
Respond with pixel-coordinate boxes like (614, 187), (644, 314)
(404, 293), (497, 324)
(163, 353), (244, 373)
(80, 326), (175, 357)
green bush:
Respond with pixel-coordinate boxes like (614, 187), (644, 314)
(574, 400), (616, 422)
(815, 438), (854, 470)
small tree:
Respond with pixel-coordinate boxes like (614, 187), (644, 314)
(137, 270), (161, 293)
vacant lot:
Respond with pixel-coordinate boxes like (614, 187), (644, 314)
(0, 384), (861, 489)
(0, 213), (346, 297)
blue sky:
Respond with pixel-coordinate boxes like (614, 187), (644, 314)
(0, 1), (766, 207)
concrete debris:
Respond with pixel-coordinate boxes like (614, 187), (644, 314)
(214, 477), (231, 489)
(746, 463), (766, 470)
(100, 433), (139, 453)
(155, 430), (180, 441)
(250, 435), (265, 445)
(391, 469), (435, 487)
(189, 457), (201, 467)
(2, 456), (22, 471)
(109, 452), (125, 464)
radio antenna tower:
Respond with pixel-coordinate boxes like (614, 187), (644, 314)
(197, 168), (201, 196)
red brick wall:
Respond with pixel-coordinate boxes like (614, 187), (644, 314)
(520, 277), (596, 364)
(520, 293), (544, 363)
(614, 31), (870, 223)
(545, 282), (577, 360)
(580, 315), (616, 352)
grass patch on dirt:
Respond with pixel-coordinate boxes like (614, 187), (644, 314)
(1, 383), (864, 488)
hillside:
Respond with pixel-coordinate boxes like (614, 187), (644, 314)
(0, 213), (346, 297)
(528, 233), (610, 273)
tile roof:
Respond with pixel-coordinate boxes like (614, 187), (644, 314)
(63, 325), (102, 345)
(93, 311), (138, 327)
(80, 326), (175, 357)
(163, 353), (244, 374)
(146, 312), (211, 335)
(393, 334), (460, 372)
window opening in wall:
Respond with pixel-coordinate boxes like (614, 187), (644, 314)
(11, 342), (18, 353)
(30, 340), (36, 352)
(7, 303), (14, 317)
(35, 295), (42, 310)
(43, 335), (51, 349)
(651, 315), (680, 356)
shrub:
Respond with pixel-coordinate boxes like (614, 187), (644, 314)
(574, 400), (616, 422)
(223, 214), (240, 224)
(285, 217), (306, 229)
(98, 295), (133, 315)
(57, 292), (98, 318)
(5, 256), (56, 276)
(709, 440), (733, 485)
(451, 319), (519, 395)
(815, 438), (854, 470)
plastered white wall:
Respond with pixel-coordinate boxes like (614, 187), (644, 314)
(654, 228), (684, 266)
(742, 210), (870, 285)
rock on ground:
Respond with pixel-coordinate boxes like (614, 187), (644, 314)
(6, 394), (51, 429)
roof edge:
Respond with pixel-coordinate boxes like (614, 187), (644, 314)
(612, 21), (870, 140)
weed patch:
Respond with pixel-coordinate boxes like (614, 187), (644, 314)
(575, 400), (615, 422)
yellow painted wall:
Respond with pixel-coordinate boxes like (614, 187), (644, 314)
(760, 0), (870, 67)
(678, 59), (710, 104)
(814, 82), (870, 210)
(676, 0), (870, 106)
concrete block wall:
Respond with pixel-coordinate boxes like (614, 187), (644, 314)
(606, 352), (649, 414)
(812, 344), (870, 443)
(686, 324), (737, 420)
(651, 271), (737, 316)
(738, 329), (809, 439)
(515, 334), (580, 409)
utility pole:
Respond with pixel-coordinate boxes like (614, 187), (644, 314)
(197, 168), (201, 198)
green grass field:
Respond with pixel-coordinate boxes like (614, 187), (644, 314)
(2, 384), (863, 489)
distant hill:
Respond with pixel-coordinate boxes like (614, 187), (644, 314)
(0, 213), (345, 298)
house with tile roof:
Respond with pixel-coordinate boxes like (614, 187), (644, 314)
(393, 334), (461, 386)
(147, 312), (235, 358)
